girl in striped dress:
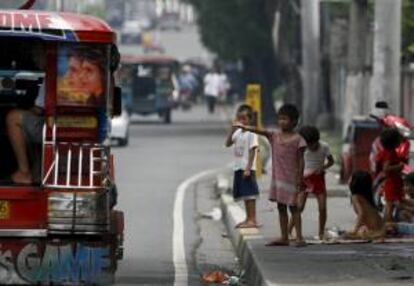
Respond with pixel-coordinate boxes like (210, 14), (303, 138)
(235, 104), (307, 246)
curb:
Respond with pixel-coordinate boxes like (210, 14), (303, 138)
(216, 172), (349, 286)
(219, 193), (272, 286)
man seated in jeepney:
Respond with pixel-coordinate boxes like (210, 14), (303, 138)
(6, 44), (106, 185)
(5, 42), (46, 185)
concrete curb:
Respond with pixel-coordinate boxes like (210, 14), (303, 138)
(219, 193), (273, 286)
(216, 171), (349, 286)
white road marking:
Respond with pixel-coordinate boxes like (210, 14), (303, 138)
(172, 168), (221, 286)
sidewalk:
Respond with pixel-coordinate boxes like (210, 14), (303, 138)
(217, 169), (414, 286)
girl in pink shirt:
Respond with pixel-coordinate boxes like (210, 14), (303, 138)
(236, 104), (307, 246)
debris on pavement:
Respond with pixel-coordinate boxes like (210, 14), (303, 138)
(201, 270), (228, 284)
(201, 270), (244, 285)
(201, 207), (222, 221)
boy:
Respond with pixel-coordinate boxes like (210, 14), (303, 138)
(225, 104), (260, 228)
(377, 128), (404, 223)
(289, 126), (334, 240)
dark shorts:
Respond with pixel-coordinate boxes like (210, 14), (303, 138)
(233, 170), (259, 201)
(22, 111), (44, 144)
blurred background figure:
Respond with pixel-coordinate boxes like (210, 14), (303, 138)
(178, 64), (197, 110)
(218, 67), (230, 105)
(203, 66), (222, 114)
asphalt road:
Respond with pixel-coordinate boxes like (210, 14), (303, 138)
(119, 25), (212, 62)
(113, 106), (236, 285)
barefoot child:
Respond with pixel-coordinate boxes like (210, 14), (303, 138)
(235, 104), (307, 246)
(289, 126), (334, 240)
(347, 170), (384, 239)
(225, 104), (260, 228)
(376, 128), (404, 224)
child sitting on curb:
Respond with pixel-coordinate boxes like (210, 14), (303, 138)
(289, 126), (334, 240)
(346, 170), (385, 240)
(225, 104), (260, 228)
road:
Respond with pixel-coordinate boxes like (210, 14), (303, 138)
(113, 106), (236, 285)
(119, 25), (212, 62)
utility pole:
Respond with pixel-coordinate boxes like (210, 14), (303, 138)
(370, 0), (402, 114)
(343, 0), (369, 134)
(301, 0), (320, 124)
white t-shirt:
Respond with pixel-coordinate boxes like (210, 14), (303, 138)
(203, 72), (222, 97)
(232, 129), (259, 171)
(304, 141), (332, 176)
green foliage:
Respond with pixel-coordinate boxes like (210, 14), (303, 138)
(184, 0), (274, 60)
(82, 4), (106, 19)
(402, 0), (414, 58)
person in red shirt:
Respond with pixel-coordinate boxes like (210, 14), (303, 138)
(377, 128), (404, 224)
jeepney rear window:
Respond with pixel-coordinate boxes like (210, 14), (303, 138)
(57, 44), (108, 106)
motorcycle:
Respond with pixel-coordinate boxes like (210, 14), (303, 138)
(369, 102), (414, 211)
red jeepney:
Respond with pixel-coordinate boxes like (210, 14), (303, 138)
(0, 7), (124, 285)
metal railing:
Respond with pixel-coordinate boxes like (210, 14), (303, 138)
(41, 122), (110, 189)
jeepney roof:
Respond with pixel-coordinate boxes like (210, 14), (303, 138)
(121, 55), (178, 65)
(0, 10), (115, 43)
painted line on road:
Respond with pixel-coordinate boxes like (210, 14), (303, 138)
(173, 168), (221, 286)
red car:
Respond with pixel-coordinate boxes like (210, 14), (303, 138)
(340, 116), (381, 183)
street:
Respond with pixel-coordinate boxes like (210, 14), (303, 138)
(119, 25), (211, 62)
(113, 106), (236, 285)
(0, 1), (413, 285)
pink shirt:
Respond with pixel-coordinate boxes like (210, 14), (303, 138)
(269, 131), (306, 205)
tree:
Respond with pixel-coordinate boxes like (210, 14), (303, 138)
(402, 0), (414, 62)
(184, 0), (278, 124)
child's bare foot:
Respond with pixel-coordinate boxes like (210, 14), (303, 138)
(237, 221), (261, 229)
(265, 238), (289, 246)
(235, 220), (247, 228)
(292, 239), (307, 247)
(11, 171), (32, 185)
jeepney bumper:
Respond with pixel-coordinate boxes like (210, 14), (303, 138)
(48, 191), (110, 234)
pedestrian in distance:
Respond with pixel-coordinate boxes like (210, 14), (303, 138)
(234, 104), (307, 247)
(225, 104), (260, 228)
(288, 126), (334, 241)
(203, 66), (221, 114)
(376, 128), (405, 224)
(346, 170), (384, 239)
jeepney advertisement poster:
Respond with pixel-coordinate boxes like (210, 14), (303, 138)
(0, 242), (113, 284)
(57, 45), (106, 106)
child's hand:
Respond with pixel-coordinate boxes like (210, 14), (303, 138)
(243, 169), (251, 178)
(315, 168), (325, 175)
(233, 122), (245, 129)
(296, 179), (306, 192)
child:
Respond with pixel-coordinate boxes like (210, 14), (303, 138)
(347, 170), (384, 239)
(235, 104), (306, 246)
(225, 104), (260, 228)
(289, 126), (334, 240)
(395, 172), (414, 222)
(377, 128), (404, 223)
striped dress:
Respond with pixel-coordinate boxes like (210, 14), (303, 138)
(269, 131), (307, 206)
